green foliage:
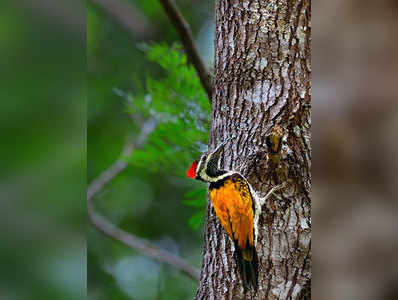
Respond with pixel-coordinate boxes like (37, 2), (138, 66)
(183, 188), (207, 230)
(183, 188), (207, 208)
(127, 43), (209, 174)
(123, 44), (210, 229)
(188, 210), (205, 231)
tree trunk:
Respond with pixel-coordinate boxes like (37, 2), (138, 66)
(196, 0), (311, 299)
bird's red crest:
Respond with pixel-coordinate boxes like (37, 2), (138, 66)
(186, 161), (198, 178)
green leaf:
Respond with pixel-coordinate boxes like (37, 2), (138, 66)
(184, 188), (207, 199)
(183, 188), (207, 207)
(183, 198), (206, 208)
(188, 211), (205, 230)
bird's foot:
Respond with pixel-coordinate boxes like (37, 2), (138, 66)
(258, 183), (285, 206)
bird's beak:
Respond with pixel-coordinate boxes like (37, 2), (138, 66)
(211, 137), (231, 157)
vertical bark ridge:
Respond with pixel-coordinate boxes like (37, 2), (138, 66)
(197, 0), (311, 299)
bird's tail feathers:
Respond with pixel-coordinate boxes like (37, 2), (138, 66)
(236, 244), (258, 292)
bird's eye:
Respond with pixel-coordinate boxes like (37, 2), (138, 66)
(202, 155), (207, 161)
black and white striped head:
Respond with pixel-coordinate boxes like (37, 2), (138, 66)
(186, 139), (230, 182)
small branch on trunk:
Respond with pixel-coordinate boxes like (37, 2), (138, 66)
(87, 118), (200, 281)
(159, 0), (212, 102)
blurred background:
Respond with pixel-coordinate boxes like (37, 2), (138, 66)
(0, 1), (85, 300)
(312, 0), (398, 299)
(0, 0), (397, 299)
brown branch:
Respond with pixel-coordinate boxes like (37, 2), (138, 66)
(87, 118), (200, 281)
(90, 0), (211, 101)
(89, 0), (156, 39)
(87, 201), (200, 281)
(159, 0), (212, 102)
(87, 119), (156, 200)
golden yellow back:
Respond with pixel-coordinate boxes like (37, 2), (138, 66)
(209, 174), (254, 251)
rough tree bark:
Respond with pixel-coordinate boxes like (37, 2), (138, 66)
(196, 0), (311, 299)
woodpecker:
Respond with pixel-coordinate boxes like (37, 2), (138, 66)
(186, 140), (283, 291)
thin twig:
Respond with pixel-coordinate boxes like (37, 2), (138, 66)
(87, 118), (200, 281)
(90, 0), (212, 101)
(159, 0), (212, 102)
(87, 201), (200, 280)
(87, 119), (156, 200)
